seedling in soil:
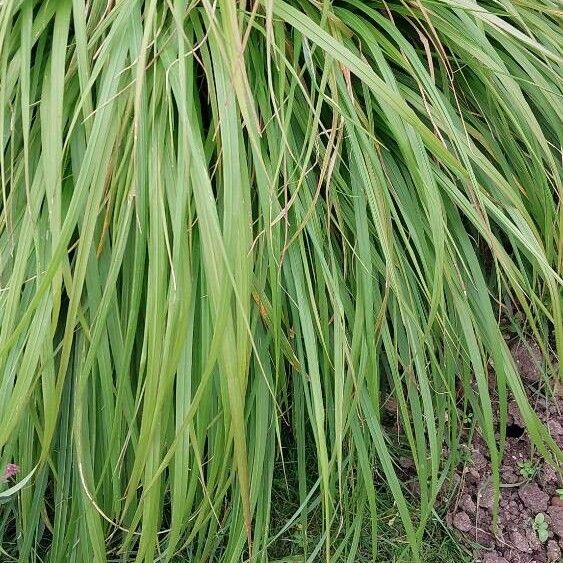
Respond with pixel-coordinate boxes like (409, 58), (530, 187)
(532, 512), (549, 543)
(518, 460), (537, 479)
(556, 488), (563, 500)
(460, 448), (472, 465)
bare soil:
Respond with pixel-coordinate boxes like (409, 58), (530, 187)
(446, 339), (563, 563)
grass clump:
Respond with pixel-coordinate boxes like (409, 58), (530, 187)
(0, 0), (561, 561)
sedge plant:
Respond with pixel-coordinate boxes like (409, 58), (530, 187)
(0, 0), (561, 561)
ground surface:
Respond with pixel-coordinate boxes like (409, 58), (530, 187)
(447, 340), (562, 563)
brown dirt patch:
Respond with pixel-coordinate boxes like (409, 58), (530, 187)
(446, 339), (563, 563)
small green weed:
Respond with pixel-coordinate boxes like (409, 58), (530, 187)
(532, 513), (549, 543)
(518, 460), (537, 480)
